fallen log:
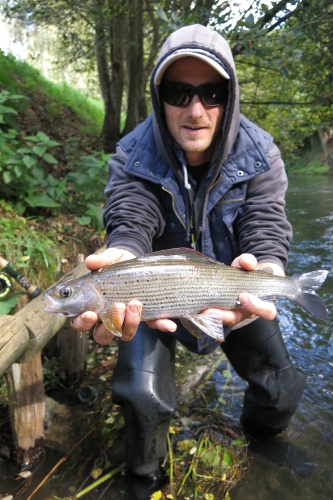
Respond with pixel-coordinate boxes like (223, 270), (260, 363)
(0, 315), (30, 373)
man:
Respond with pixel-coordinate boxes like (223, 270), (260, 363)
(73, 24), (305, 499)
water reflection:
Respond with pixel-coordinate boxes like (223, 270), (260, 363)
(217, 175), (333, 499)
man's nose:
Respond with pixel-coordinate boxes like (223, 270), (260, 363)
(186, 95), (205, 118)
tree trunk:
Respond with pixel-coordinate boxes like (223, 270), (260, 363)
(95, 0), (125, 153)
(195, 0), (215, 25)
(318, 125), (333, 173)
(144, 2), (167, 78)
(108, 0), (125, 143)
(123, 0), (145, 135)
(136, 0), (147, 124)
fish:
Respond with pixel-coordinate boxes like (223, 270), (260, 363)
(43, 248), (329, 342)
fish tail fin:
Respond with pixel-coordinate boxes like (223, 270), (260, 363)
(294, 270), (329, 322)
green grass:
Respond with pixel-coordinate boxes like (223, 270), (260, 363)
(286, 161), (330, 175)
(0, 50), (104, 132)
(285, 134), (331, 175)
(0, 200), (60, 289)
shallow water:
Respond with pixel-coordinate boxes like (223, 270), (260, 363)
(214, 175), (333, 499)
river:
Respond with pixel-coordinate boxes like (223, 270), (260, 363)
(214, 175), (333, 499)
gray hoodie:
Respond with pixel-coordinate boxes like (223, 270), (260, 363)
(103, 24), (292, 270)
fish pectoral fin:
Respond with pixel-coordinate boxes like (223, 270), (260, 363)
(180, 314), (224, 342)
(179, 318), (202, 338)
(99, 304), (123, 337)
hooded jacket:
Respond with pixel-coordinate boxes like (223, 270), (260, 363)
(103, 24), (292, 270)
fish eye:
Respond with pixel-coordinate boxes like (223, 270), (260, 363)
(59, 287), (72, 298)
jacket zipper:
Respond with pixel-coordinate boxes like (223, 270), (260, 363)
(207, 174), (223, 194)
(206, 175), (245, 205)
(192, 174), (223, 251)
(161, 186), (186, 230)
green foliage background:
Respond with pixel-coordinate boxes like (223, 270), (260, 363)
(2, 0), (332, 159)
(0, 51), (107, 308)
(0, 1), (332, 307)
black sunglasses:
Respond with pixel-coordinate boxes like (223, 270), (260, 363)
(161, 81), (228, 107)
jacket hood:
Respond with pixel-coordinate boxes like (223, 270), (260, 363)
(150, 24), (240, 189)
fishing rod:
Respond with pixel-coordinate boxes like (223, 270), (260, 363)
(0, 256), (41, 299)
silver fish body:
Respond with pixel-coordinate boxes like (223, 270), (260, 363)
(44, 249), (329, 341)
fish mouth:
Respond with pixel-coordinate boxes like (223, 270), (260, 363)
(44, 294), (56, 308)
(43, 294), (72, 316)
(43, 292), (81, 317)
(44, 305), (71, 316)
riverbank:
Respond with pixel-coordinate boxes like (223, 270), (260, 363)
(0, 334), (249, 499)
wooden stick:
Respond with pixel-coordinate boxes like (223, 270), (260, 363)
(26, 426), (97, 500)
(6, 352), (45, 466)
(75, 463), (125, 498)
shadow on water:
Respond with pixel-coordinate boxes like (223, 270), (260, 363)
(215, 175), (333, 499)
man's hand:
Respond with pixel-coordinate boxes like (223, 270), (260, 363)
(201, 253), (284, 327)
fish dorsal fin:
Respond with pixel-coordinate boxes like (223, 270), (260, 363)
(136, 248), (226, 267)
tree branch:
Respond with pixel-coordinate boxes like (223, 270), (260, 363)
(60, 0), (96, 30)
(263, 10), (294, 34)
(256, 0), (289, 28)
(231, 0), (300, 57)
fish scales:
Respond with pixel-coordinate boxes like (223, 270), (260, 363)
(44, 248), (329, 342)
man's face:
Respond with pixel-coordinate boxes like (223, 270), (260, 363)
(162, 57), (226, 166)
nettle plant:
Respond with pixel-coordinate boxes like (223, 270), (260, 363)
(0, 90), (107, 227)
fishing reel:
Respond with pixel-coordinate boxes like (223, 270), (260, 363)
(0, 257), (41, 299)
(0, 272), (12, 300)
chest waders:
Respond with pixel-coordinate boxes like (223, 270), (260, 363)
(222, 317), (306, 437)
(112, 324), (177, 478)
(112, 317), (305, 478)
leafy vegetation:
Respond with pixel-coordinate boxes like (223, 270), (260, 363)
(0, 89), (107, 226)
(237, 13), (333, 170)
(0, 56), (107, 313)
(0, 3), (331, 498)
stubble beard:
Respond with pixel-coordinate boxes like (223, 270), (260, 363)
(176, 123), (214, 153)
